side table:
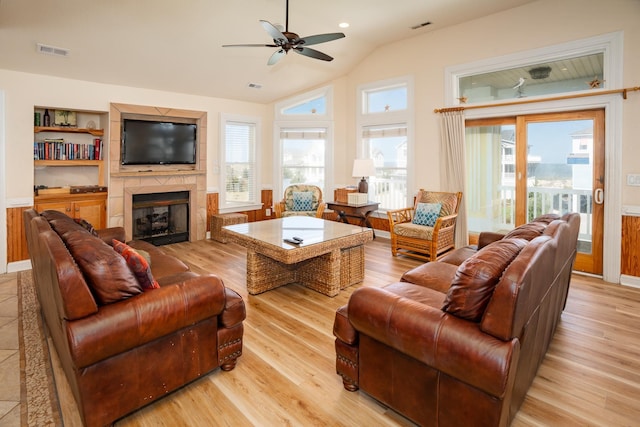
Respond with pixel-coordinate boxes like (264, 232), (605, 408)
(326, 201), (380, 238)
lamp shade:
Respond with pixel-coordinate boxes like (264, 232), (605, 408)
(352, 158), (376, 178)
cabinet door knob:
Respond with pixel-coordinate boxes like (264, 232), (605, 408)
(65, 208), (71, 212)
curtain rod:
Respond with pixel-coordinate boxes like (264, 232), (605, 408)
(434, 86), (640, 114)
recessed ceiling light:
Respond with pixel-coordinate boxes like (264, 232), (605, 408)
(339, 22), (350, 29)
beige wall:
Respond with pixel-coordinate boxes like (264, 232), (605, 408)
(0, 70), (270, 200)
(276, 0), (639, 205)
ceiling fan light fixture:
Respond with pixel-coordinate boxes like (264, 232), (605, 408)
(222, 0), (345, 65)
(529, 66), (552, 79)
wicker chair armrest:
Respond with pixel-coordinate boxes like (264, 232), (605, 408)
(387, 208), (413, 228)
(432, 213), (458, 242)
(315, 201), (326, 218)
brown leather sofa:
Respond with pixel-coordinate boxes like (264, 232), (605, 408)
(24, 209), (246, 427)
(334, 213), (580, 426)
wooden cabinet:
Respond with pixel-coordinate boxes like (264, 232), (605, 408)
(35, 192), (107, 229)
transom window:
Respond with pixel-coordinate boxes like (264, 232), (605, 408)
(447, 32), (621, 106)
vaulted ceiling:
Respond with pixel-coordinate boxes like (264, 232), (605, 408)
(0, 0), (537, 103)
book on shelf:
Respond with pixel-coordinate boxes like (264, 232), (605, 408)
(34, 138), (103, 161)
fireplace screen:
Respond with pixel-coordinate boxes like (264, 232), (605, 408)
(132, 191), (189, 245)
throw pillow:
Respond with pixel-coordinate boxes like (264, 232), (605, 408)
(292, 191), (314, 211)
(442, 238), (527, 322)
(63, 231), (142, 305)
(412, 202), (442, 226)
(112, 240), (160, 291)
(74, 218), (99, 236)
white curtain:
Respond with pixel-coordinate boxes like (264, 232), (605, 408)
(439, 109), (468, 248)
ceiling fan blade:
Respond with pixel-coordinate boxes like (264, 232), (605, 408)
(294, 47), (334, 62)
(268, 49), (286, 66)
(260, 20), (287, 43)
(222, 44), (278, 48)
(297, 33), (345, 47)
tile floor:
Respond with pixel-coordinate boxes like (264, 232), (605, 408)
(0, 272), (20, 427)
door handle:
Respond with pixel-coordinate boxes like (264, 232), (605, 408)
(594, 188), (604, 205)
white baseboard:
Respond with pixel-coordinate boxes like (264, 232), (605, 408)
(8, 260), (31, 273)
(620, 274), (640, 289)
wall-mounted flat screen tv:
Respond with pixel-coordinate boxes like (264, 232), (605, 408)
(121, 119), (197, 165)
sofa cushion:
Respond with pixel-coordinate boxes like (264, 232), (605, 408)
(62, 230), (143, 305)
(412, 202), (441, 226)
(113, 240), (160, 291)
(400, 261), (458, 293)
(42, 210), (89, 237)
(503, 222), (546, 241)
(532, 213), (561, 224)
(126, 240), (190, 279)
(442, 238), (527, 322)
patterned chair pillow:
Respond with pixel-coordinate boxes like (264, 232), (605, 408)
(292, 191), (314, 211)
(412, 202), (442, 227)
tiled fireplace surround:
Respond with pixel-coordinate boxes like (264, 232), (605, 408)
(108, 103), (207, 241)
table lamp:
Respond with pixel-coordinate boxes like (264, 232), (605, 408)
(352, 158), (376, 194)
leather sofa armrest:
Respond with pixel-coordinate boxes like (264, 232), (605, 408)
(67, 275), (226, 368)
(96, 227), (126, 245)
(477, 231), (505, 249)
(348, 286), (519, 398)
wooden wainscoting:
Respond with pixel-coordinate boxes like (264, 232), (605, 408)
(621, 215), (640, 276)
(7, 206), (30, 263)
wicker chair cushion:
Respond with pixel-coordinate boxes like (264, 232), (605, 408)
(417, 191), (459, 217)
(413, 202), (442, 226)
(281, 210), (318, 218)
(393, 222), (434, 239)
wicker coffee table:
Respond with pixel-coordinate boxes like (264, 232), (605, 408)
(223, 216), (373, 297)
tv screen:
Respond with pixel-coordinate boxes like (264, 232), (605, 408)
(121, 119), (197, 165)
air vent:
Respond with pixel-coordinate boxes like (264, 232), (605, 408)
(247, 83), (262, 89)
(36, 43), (70, 57)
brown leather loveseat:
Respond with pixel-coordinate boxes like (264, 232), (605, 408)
(24, 209), (246, 427)
(334, 213), (580, 426)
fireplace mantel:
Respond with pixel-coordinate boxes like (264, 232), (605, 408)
(108, 103), (208, 241)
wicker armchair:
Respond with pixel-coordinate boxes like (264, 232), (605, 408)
(387, 190), (462, 262)
(274, 184), (326, 218)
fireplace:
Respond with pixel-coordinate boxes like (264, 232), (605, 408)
(132, 191), (189, 245)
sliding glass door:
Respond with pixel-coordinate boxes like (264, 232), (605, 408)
(466, 109), (604, 274)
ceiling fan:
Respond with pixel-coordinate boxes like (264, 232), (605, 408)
(222, 0), (345, 65)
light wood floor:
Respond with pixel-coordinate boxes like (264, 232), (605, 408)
(50, 237), (640, 426)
